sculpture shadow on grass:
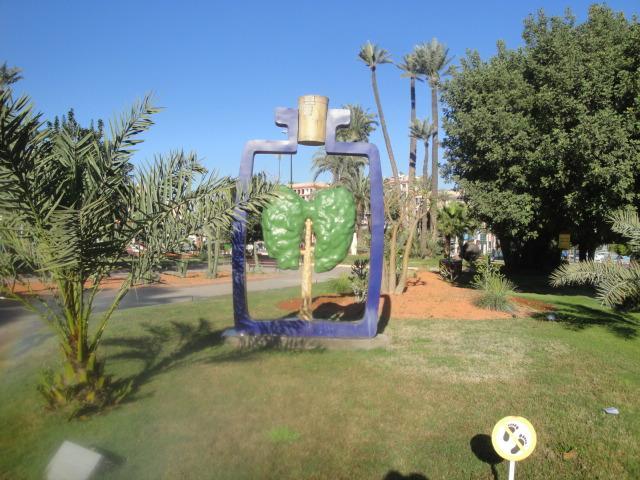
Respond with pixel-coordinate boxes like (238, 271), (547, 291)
(532, 300), (639, 339)
(276, 294), (391, 332)
(470, 433), (503, 480)
(102, 318), (318, 403)
(382, 470), (429, 480)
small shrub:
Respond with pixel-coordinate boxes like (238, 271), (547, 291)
(471, 259), (515, 311)
(329, 274), (352, 295)
(420, 235), (443, 258)
(349, 259), (369, 303)
(461, 242), (481, 263)
(439, 258), (461, 283)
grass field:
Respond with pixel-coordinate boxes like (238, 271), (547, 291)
(1, 280), (639, 479)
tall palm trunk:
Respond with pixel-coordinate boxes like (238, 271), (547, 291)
(371, 65), (402, 295)
(398, 76), (418, 292)
(429, 84), (439, 238)
(387, 222), (400, 293)
(419, 139), (430, 256)
(396, 215), (421, 293)
(408, 76), (417, 186)
(371, 68), (400, 188)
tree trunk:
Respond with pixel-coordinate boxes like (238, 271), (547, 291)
(444, 234), (452, 258)
(299, 219), (313, 320)
(387, 222), (400, 293)
(206, 226), (214, 278)
(381, 257), (389, 294)
(371, 68), (400, 193)
(408, 76), (417, 187)
(429, 84), (439, 238)
(253, 242), (262, 273)
(578, 243), (596, 262)
(394, 76), (419, 291)
(419, 141), (430, 256)
(396, 215), (419, 293)
(212, 235), (220, 278)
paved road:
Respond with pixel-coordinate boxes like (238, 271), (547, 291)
(0, 266), (348, 327)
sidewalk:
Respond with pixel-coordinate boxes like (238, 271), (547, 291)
(0, 266), (348, 326)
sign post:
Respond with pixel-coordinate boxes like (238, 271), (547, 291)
(558, 233), (571, 250)
(491, 416), (537, 480)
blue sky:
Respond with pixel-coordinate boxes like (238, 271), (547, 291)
(2, 0), (638, 185)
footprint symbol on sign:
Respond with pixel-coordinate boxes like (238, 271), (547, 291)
(503, 423), (519, 442)
(511, 434), (527, 455)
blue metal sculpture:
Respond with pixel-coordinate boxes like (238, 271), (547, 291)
(227, 98), (383, 338)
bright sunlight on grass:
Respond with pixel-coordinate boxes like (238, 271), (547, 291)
(1, 282), (639, 479)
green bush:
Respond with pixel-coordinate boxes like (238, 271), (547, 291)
(471, 259), (515, 311)
(349, 259), (369, 303)
(328, 274), (352, 295)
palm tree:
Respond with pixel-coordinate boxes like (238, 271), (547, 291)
(551, 210), (640, 310)
(410, 118), (437, 256)
(337, 103), (377, 142)
(358, 42), (399, 189)
(437, 202), (476, 258)
(416, 38), (453, 238)
(397, 52), (422, 188)
(312, 104), (376, 184)
(312, 104), (376, 250)
(0, 91), (271, 412)
(312, 152), (366, 184)
(0, 62), (22, 89)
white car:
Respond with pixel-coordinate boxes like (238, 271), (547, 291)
(594, 251), (612, 262)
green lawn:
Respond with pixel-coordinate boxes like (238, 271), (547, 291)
(1, 282), (639, 479)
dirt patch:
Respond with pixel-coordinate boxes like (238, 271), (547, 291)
(7, 270), (276, 296)
(511, 296), (554, 312)
(278, 271), (540, 320)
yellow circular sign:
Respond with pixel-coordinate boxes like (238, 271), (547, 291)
(491, 416), (537, 462)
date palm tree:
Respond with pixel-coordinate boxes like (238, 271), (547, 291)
(551, 210), (640, 310)
(397, 52), (422, 188)
(438, 202), (476, 258)
(312, 104), (376, 250)
(0, 62), (22, 89)
(410, 118), (437, 256)
(0, 91), (270, 414)
(358, 42), (399, 189)
(416, 38), (453, 238)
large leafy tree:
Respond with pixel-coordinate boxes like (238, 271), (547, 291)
(0, 91), (269, 413)
(442, 5), (640, 270)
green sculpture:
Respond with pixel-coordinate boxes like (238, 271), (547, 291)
(261, 187), (307, 270)
(262, 186), (356, 272)
(261, 185), (356, 319)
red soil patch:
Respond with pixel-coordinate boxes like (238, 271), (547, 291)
(278, 271), (540, 321)
(7, 270), (276, 296)
(511, 296), (554, 312)
(387, 271), (515, 320)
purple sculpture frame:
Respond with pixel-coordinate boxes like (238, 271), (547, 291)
(227, 107), (383, 338)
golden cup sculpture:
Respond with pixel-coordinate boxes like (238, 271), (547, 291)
(297, 95), (328, 146)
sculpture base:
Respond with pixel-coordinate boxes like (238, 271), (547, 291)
(223, 329), (390, 351)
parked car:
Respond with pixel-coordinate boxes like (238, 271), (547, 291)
(594, 251), (613, 262)
(615, 255), (631, 265)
